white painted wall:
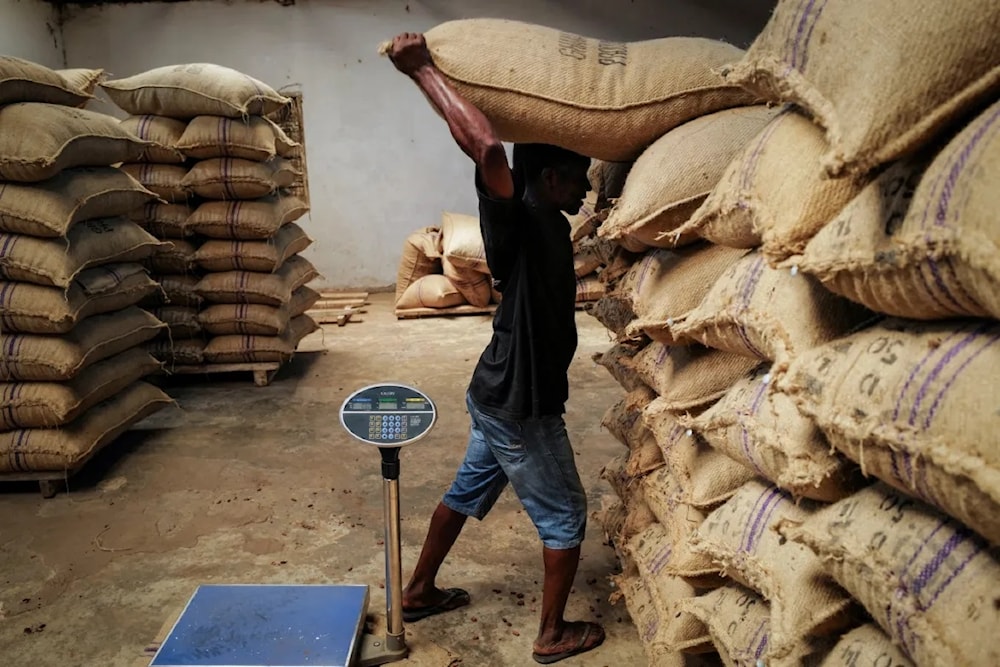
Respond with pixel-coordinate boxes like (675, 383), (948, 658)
(1, 0), (64, 68)
(61, 0), (774, 289)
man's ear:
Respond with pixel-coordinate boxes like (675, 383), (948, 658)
(540, 166), (559, 193)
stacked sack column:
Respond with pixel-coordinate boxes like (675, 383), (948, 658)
(0, 57), (174, 483)
(99, 64), (321, 370)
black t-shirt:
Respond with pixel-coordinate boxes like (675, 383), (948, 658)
(467, 170), (578, 421)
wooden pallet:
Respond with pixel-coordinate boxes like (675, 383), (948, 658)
(308, 290), (369, 326)
(396, 301), (594, 319)
(168, 362), (283, 387)
(0, 470), (70, 498)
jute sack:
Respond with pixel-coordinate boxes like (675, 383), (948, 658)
(586, 291), (635, 341)
(0, 166), (159, 238)
(600, 453), (643, 505)
(148, 338), (205, 366)
(818, 624), (914, 667)
(181, 157), (300, 200)
(0, 218), (164, 288)
(0, 104), (149, 182)
(779, 318), (1000, 546)
(678, 585), (776, 666)
(0, 56), (93, 107)
(118, 115), (187, 164)
(395, 226), (442, 303)
(625, 243), (751, 344)
(145, 239), (198, 275)
(597, 494), (657, 549)
(194, 222), (311, 273)
(643, 397), (755, 509)
(56, 68), (104, 99)
(414, 19), (759, 161)
(0, 263), (158, 334)
(678, 108), (869, 257)
(394, 275), (466, 311)
(0, 347), (161, 430)
(120, 163), (190, 203)
(575, 274), (605, 302)
(156, 274), (202, 307)
(632, 341), (761, 411)
(0, 306), (165, 381)
(196, 255), (319, 306)
(152, 306), (202, 339)
(573, 251), (601, 278)
(129, 202), (195, 239)
(199, 286), (319, 336)
(793, 99), (1000, 321)
(564, 193), (598, 244)
(100, 64), (291, 119)
(588, 160), (633, 211)
(591, 341), (648, 392)
(203, 314), (318, 364)
(187, 196), (309, 240)
(0, 380), (172, 473)
(177, 115), (301, 161)
(602, 386), (663, 476)
(784, 483), (1000, 666)
(442, 258), (491, 308)
(441, 212), (486, 273)
(685, 365), (860, 503)
(689, 480), (857, 661)
(720, 0), (1000, 176)
(670, 250), (875, 370)
(601, 106), (778, 249)
(612, 575), (679, 666)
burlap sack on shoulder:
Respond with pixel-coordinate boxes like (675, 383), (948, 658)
(203, 313), (318, 364)
(417, 19), (759, 161)
(785, 483), (1000, 666)
(395, 226), (442, 303)
(441, 212), (486, 273)
(0, 306), (165, 381)
(0, 347), (161, 430)
(155, 274), (202, 307)
(818, 624), (914, 667)
(685, 365), (860, 502)
(678, 108), (869, 257)
(0, 56), (92, 107)
(394, 275), (465, 310)
(671, 250), (875, 370)
(196, 255), (319, 306)
(0, 380), (172, 473)
(690, 480), (858, 662)
(100, 63), (290, 118)
(779, 319), (1000, 545)
(625, 243), (751, 344)
(181, 157), (300, 200)
(119, 115), (187, 164)
(199, 285), (319, 336)
(601, 106), (777, 249)
(632, 341), (761, 411)
(129, 202), (195, 239)
(148, 338), (205, 366)
(720, 0), (1000, 176)
(0, 218), (165, 288)
(187, 196), (308, 240)
(592, 341), (648, 392)
(145, 239), (198, 275)
(56, 68), (104, 99)
(0, 167), (159, 238)
(177, 115), (302, 161)
(120, 163), (190, 203)
(643, 397), (755, 509)
(793, 99), (1000, 321)
(0, 104), (149, 182)
(442, 258), (491, 308)
(194, 222), (311, 273)
(152, 306), (202, 339)
(0, 263), (158, 334)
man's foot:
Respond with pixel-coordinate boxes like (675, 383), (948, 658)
(532, 621), (605, 664)
(401, 587), (470, 623)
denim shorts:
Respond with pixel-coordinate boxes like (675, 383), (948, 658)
(441, 391), (588, 550)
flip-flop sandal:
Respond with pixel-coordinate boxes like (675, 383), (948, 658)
(401, 587), (471, 623)
(532, 622), (605, 664)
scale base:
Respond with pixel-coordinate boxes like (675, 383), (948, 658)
(357, 632), (409, 666)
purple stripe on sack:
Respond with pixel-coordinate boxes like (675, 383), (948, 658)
(907, 324), (987, 428)
(797, 0), (829, 71)
(655, 344), (670, 365)
(738, 111), (787, 198)
(892, 330), (963, 422)
(748, 489), (784, 552)
(137, 114), (152, 140)
(219, 117), (231, 158)
(742, 488), (782, 553)
(738, 380), (770, 475)
(789, 0), (819, 68)
(913, 256), (961, 314)
(910, 529), (967, 599)
(924, 535), (982, 610)
(634, 254), (657, 294)
(932, 106), (1000, 229)
(923, 331), (999, 430)
(651, 545), (673, 574)
(738, 487), (773, 552)
(222, 158), (238, 200)
(752, 621), (770, 659)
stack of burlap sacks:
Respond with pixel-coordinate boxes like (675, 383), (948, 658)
(395, 202), (605, 313)
(399, 6), (1000, 665)
(99, 63), (319, 368)
(0, 56), (174, 476)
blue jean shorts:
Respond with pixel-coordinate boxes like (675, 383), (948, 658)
(441, 392), (588, 550)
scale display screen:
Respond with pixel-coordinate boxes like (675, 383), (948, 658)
(339, 384), (436, 448)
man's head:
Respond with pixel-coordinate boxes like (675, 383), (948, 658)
(513, 143), (591, 215)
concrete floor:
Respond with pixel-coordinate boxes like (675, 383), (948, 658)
(0, 293), (646, 667)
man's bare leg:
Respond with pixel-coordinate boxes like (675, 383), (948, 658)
(533, 545), (605, 661)
(402, 502), (467, 608)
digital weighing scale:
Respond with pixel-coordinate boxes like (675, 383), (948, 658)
(149, 383), (437, 667)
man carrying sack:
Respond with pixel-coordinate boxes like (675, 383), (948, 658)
(386, 32), (605, 665)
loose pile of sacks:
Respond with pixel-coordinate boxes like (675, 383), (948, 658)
(0, 56), (173, 476)
(401, 4), (1000, 665)
(99, 63), (319, 368)
(394, 203), (605, 312)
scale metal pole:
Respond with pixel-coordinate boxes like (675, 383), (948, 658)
(381, 448), (405, 652)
